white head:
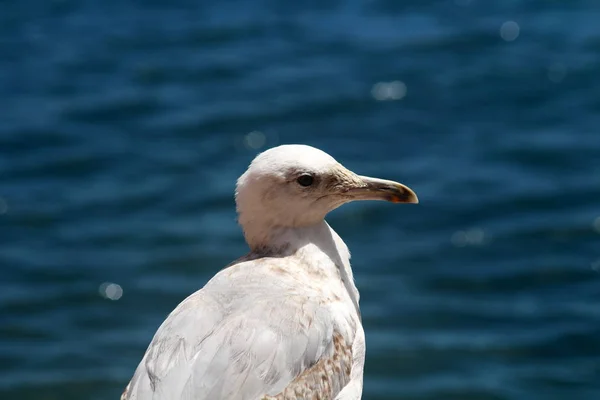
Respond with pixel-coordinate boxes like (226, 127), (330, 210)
(235, 144), (418, 250)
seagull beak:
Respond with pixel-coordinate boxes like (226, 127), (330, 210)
(348, 175), (419, 204)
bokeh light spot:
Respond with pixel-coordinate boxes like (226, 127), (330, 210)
(452, 228), (487, 247)
(547, 63), (567, 83)
(593, 216), (600, 233)
(466, 228), (485, 245)
(244, 131), (266, 150)
(451, 231), (468, 247)
(0, 197), (7, 215)
(371, 81), (407, 101)
(99, 282), (123, 301)
(500, 21), (520, 42)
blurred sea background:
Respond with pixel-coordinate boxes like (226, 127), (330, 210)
(2, 0), (600, 399)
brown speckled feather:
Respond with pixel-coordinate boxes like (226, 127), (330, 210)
(120, 382), (130, 400)
(262, 332), (353, 400)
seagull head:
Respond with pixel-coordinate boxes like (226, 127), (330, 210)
(236, 144), (417, 249)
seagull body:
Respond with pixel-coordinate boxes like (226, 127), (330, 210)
(122, 145), (418, 400)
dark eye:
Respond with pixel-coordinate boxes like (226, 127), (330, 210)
(296, 174), (314, 187)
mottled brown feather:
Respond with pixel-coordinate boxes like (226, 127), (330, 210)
(120, 382), (130, 400)
(261, 332), (353, 400)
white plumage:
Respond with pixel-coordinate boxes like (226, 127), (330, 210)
(122, 145), (418, 400)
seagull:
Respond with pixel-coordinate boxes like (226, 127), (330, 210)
(121, 144), (418, 400)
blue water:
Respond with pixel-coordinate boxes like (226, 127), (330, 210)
(1, 0), (600, 399)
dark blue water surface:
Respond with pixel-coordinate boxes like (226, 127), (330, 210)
(1, 0), (600, 399)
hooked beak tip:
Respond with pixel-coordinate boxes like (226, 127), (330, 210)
(391, 187), (419, 204)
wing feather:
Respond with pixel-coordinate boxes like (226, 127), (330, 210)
(122, 260), (354, 400)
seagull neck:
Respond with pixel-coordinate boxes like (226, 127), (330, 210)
(243, 219), (361, 317)
(243, 220), (341, 259)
